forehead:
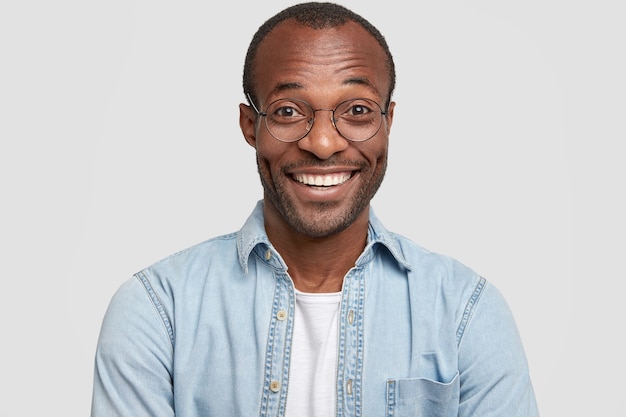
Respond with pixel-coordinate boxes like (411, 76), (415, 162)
(252, 20), (390, 103)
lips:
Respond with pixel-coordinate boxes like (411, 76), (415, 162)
(293, 172), (352, 187)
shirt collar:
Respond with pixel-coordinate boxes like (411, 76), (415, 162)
(237, 200), (412, 274)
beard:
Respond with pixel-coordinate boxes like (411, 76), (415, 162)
(256, 155), (387, 239)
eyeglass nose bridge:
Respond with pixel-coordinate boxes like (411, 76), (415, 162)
(305, 108), (339, 134)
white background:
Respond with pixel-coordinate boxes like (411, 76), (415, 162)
(1, 0), (624, 416)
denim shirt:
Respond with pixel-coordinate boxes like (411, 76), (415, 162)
(92, 201), (539, 417)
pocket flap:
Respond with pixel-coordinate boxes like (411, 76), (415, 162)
(386, 372), (459, 417)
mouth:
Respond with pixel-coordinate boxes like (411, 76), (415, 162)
(292, 172), (353, 187)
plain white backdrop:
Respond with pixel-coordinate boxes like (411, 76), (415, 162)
(1, 0), (624, 416)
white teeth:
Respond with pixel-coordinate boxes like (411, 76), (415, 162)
(295, 172), (351, 186)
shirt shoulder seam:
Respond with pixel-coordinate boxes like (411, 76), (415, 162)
(456, 276), (487, 345)
(135, 271), (175, 349)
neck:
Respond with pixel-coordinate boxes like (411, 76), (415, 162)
(264, 204), (370, 293)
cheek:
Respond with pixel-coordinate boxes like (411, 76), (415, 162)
(255, 140), (288, 176)
(363, 138), (388, 167)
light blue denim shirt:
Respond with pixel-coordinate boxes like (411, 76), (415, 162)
(92, 201), (539, 417)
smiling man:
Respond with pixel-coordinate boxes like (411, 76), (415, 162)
(239, 15), (393, 294)
(91, 3), (540, 417)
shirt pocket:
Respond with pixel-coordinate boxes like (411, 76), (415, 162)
(386, 372), (459, 417)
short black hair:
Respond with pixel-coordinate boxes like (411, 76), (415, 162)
(243, 2), (395, 108)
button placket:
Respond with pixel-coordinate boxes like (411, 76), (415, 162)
(259, 273), (295, 417)
(337, 267), (365, 417)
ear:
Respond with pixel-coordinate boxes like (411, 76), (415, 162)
(385, 101), (396, 134)
(239, 103), (258, 148)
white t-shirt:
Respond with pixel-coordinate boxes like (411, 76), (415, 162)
(284, 289), (342, 417)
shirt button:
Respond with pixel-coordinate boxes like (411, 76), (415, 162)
(276, 310), (287, 321)
(346, 379), (353, 395)
(270, 380), (281, 392)
(265, 249), (272, 260)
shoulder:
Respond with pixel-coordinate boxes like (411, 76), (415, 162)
(137, 231), (239, 285)
(380, 232), (493, 323)
(100, 232), (241, 343)
(368, 211), (482, 292)
(387, 232), (483, 288)
(108, 232), (240, 313)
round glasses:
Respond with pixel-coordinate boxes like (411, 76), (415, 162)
(248, 96), (388, 142)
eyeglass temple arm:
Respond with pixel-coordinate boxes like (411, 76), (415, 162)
(246, 93), (266, 116)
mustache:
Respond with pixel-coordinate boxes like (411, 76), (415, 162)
(281, 158), (366, 172)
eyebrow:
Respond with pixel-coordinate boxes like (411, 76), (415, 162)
(343, 77), (379, 94)
(271, 82), (304, 95)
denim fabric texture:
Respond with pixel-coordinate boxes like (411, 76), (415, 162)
(92, 201), (539, 417)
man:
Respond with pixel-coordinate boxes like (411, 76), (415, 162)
(91, 2), (539, 416)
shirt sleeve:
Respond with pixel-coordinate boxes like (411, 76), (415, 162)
(457, 281), (540, 416)
(91, 276), (175, 417)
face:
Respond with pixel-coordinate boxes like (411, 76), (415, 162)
(239, 20), (395, 239)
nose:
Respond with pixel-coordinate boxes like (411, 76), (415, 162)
(297, 109), (349, 160)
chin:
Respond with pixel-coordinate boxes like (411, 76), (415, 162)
(284, 201), (368, 239)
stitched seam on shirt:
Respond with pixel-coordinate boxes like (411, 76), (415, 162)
(456, 276), (486, 345)
(136, 271), (175, 349)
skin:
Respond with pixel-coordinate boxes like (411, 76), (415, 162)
(239, 20), (395, 293)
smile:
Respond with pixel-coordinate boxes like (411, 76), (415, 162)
(293, 172), (352, 187)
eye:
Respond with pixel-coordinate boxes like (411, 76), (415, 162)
(347, 103), (372, 116)
(267, 100), (312, 125)
(273, 105), (303, 118)
(339, 99), (377, 120)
